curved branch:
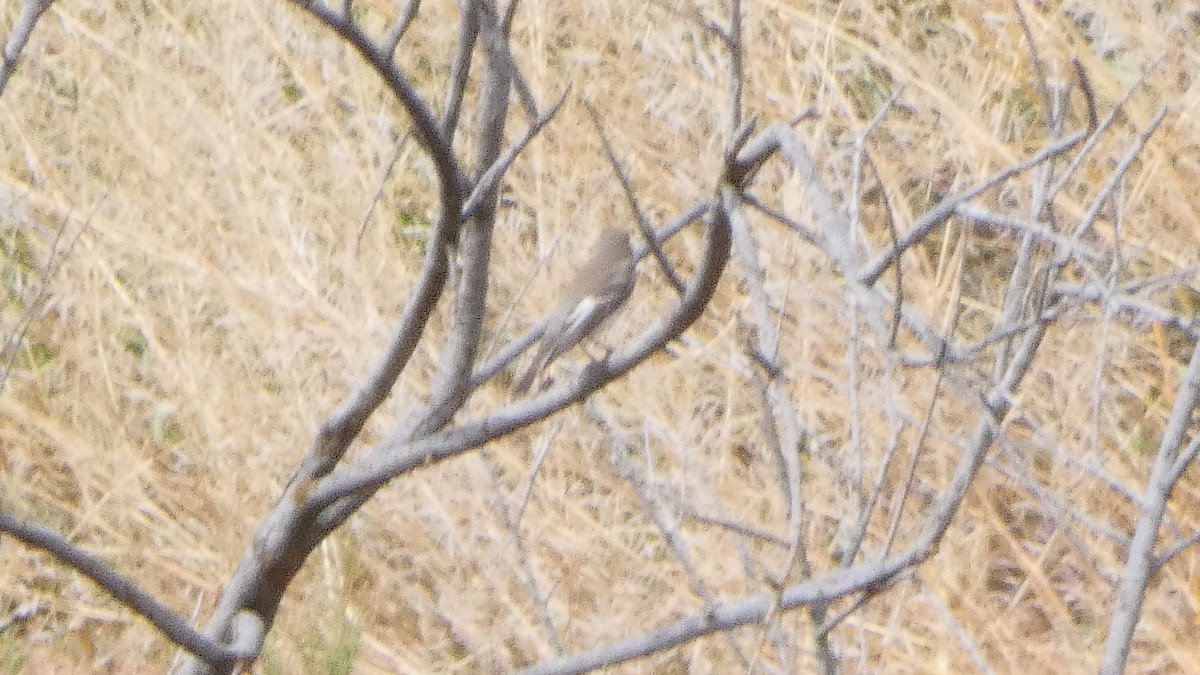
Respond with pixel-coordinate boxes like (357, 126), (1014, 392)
(284, 0), (472, 486)
(292, 1), (467, 212)
(309, 195), (731, 508)
(0, 513), (239, 668)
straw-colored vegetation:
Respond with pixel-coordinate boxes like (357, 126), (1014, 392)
(1, 0), (1198, 672)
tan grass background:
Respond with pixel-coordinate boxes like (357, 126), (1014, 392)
(1, 0), (1199, 672)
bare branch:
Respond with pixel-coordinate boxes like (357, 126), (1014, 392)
(280, 0), (477, 488)
(0, 513), (240, 667)
(592, 401), (753, 668)
(770, 125), (892, 340)
(726, 0), (743, 134)
(882, 269), (960, 557)
(1061, 106), (1167, 247)
(500, 0), (520, 35)
(408, 0), (514, 437)
(514, 294), (1046, 672)
(292, 0), (466, 205)
(726, 190), (804, 556)
(0, 206), (86, 395)
(683, 510), (792, 549)
(1047, 55), (1164, 202)
(190, 7), (485, 662)
(919, 575), (998, 675)
(0, 0), (54, 97)
(382, 0), (422, 55)
(353, 133), (410, 251)
(461, 87), (569, 222)
(1152, 532), (1200, 575)
(441, 0), (480, 141)
(16, 0), (1183, 671)
(482, 452), (565, 654)
(989, 441), (1132, 549)
(1072, 57), (1099, 132)
(1101, 338), (1200, 675)
(1170, 427), (1200, 484)
(483, 2), (539, 119)
(286, 211), (457, 486)
(953, 204), (1102, 263)
(1054, 281), (1200, 338)
(742, 193), (821, 247)
(860, 148), (903, 347)
(518, 553), (921, 675)
(1010, 0), (1050, 115)
(859, 128), (1086, 287)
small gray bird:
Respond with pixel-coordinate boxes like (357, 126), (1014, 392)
(514, 228), (636, 394)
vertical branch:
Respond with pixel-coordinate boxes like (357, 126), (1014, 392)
(726, 0), (743, 135)
(725, 186), (831, 669)
(412, 0), (510, 437)
(442, 0), (481, 141)
(993, 68), (1062, 384)
(481, 453), (565, 654)
(725, 191), (803, 545)
(1100, 339), (1200, 674)
(840, 96), (898, 555)
(1010, 0), (1050, 114)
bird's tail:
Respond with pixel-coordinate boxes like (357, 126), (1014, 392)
(513, 347), (550, 395)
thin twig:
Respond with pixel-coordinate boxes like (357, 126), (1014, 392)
(383, 0), (423, 55)
(682, 511), (792, 549)
(583, 101), (686, 294)
(590, 401), (753, 669)
(1061, 107), (1167, 249)
(353, 133), (410, 252)
(441, 0), (480, 141)
(858, 128), (1086, 287)
(726, 0), (743, 134)
(461, 88), (570, 222)
(1047, 54), (1164, 202)
(482, 452), (565, 654)
(0, 204), (87, 395)
(1010, 0), (1050, 115)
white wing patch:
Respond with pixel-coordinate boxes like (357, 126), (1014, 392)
(564, 295), (600, 334)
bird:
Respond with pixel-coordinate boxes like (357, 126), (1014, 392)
(514, 227), (637, 394)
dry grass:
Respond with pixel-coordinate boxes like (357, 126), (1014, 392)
(1, 0), (1198, 672)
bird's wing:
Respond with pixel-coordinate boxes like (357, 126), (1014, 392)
(561, 295), (601, 339)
